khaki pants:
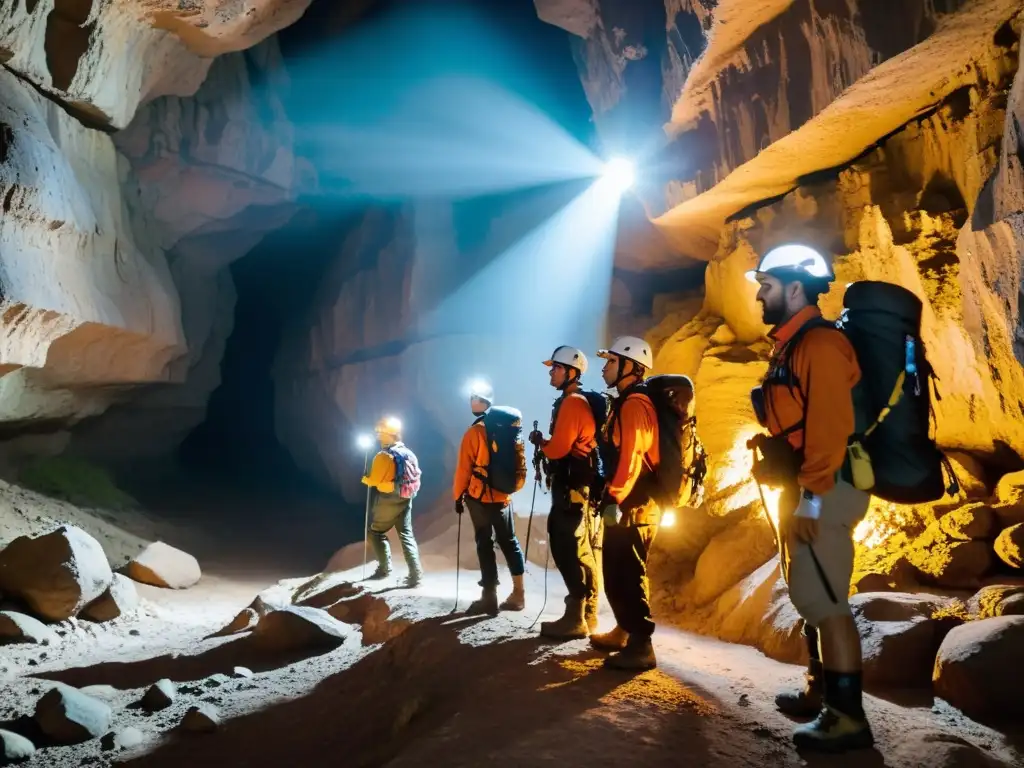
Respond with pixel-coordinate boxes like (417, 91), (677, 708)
(780, 480), (869, 626)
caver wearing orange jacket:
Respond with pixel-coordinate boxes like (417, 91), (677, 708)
(587, 335), (661, 672)
(528, 346), (602, 640)
(749, 244), (873, 754)
(453, 381), (526, 616)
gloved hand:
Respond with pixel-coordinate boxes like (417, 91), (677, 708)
(598, 489), (619, 525)
(455, 497), (465, 516)
(790, 489), (821, 544)
(528, 429), (544, 447)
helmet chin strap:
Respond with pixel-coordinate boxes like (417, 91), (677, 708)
(613, 358), (640, 389)
(557, 366), (580, 392)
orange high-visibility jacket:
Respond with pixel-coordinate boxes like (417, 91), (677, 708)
(452, 422), (510, 504)
(541, 392), (597, 461)
(764, 306), (861, 494)
(606, 392), (659, 504)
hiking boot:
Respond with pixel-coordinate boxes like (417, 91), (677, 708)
(776, 659), (824, 718)
(540, 596), (588, 640)
(589, 625), (628, 652)
(367, 566), (391, 581)
(404, 571), (424, 588)
(604, 637), (657, 671)
(499, 574), (525, 611)
(792, 705), (874, 753)
(584, 595), (599, 633)
(466, 587), (499, 616)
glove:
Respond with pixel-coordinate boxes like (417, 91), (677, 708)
(528, 429), (544, 447)
(455, 497), (465, 516)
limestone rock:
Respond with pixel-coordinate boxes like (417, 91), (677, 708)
(0, 728), (35, 762)
(34, 684), (112, 745)
(685, 517), (776, 607)
(852, 592), (959, 689)
(126, 542), (201, 589)
(966, 585), (1024, 619)
(232, 666), (254, 679)
(0, 526), (113, 621)
(889, 731), (1003, 768)
(214, 608), (259, 637)
(994, 523), (1023, 568)
(907, 523), (994, 589)
(0, 611), (59, 646)
(250, 606), (350, 652)
(81, 574), (140, 623)
(939, 505), (997, 541)
(933, 616), (1024, 722)
(180, 704), (220, 734)
(141, 679), (176, 712)
(101, 726), (144, 752)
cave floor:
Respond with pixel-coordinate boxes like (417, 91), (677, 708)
(3, 550), (1022, 768)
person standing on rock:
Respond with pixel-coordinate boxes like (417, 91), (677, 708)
(528, 345), (606, 640)
(747, 244), (873, 753)
(453, 381), (528, 615)
(590, 336), (660, 671)
(361, 416), (425, 588)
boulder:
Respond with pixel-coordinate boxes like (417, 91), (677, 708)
(293, 575), (363, 609)
(250, 606), (350, 652)
(908, 524), (994, 589)
(938, 504), (998, 541)
(34, 684), (112, 745)
(0, 611), (59, 646)
(0, 526), (113, 621)
(994, 524), (1023, 569)
(214, 607), (259, 637)
(852, 593), (959, 689)
(685, 557), (806, 665)
(685, 517), (776, 607)
(141, 679), (176, 712)
(81, 574), (140, 623)
(0, 729), (35, 762)
(125, 542), (201, 589)
(933, 616), (1024, 722)
(100, 727), (144, 752)
(181, 704), (220, 734)
(966, 585), (1024, 619)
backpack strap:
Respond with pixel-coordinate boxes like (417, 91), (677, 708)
(764, 317), (839, 439)
(471, 415), (494, 490)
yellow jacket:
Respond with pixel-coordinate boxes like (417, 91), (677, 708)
(362, 450), (396, 494)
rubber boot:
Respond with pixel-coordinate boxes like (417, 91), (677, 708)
(499, 574), (525, 611)
(540, 596), (588, 640)
(777, 659), (824, 717)
(792, 671), (874, 753)
(466, 586), (499, 616)
(584, 595), (599, 633)
(604, 636), (657, 671)
(589, 624), (628, 651)
(777, 625), (823, 717)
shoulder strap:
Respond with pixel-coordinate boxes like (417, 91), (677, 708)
(768, 317), (839, 438)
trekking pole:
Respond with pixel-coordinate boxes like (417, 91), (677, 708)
(452, 504), (462, 613)
(359, 440), (373, 580)
(529, 544), (551, 630)
(525, 420), (542, 562)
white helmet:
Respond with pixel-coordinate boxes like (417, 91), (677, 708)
(745, 244), (834, 284)
(543, 345), (588, 374)
(597, 336), (653, 370)
(467, 379), (494, 404)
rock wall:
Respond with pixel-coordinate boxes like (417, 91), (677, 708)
(0, 0), (310, 455)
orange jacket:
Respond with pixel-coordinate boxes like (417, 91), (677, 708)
(606, 392), (659, 503)
(764, 306), (861, 494)
(361, 450), (396, 493)
(541, 392), (597, 461)
(452, 421), (510, 503)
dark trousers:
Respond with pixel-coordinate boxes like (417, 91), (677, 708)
(548, 478), (599, 602)
(602, 496), (659, 640)
(467, 497), (525, 588)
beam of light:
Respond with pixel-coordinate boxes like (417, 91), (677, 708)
(601, 157), (636, 193)
(356, 434), (374, 451)
(418, 175), (625, 511)
(284, 3), (605, 200)
(660, 508), (677, 528)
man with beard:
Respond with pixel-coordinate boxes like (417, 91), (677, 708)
(747, 244), (873, 753)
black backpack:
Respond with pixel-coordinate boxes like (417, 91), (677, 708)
(607, 375), (709, 509)
(474, 406), (527, 495)
(780, 281), (958, 504)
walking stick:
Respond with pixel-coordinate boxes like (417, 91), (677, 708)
(361, 444), (372, 580)
(453, 505), (463, 612)
(525, 420), (543, 562)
